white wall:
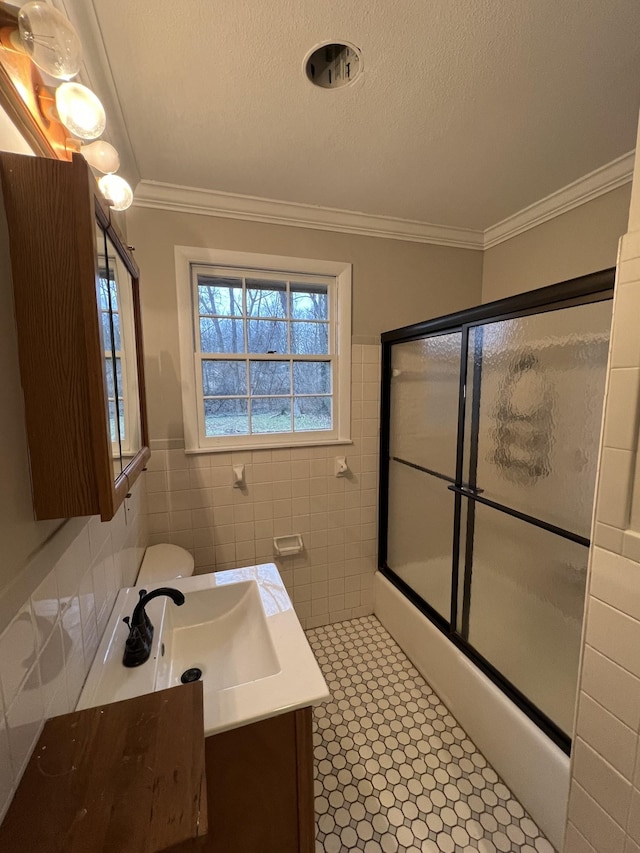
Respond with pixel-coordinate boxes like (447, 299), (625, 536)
(482, 185), (631, 304)
(126, 206), (484, 628)
(0, 110), (148, 821)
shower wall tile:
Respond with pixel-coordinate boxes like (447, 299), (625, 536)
(585, 598), (640, 678)
(567, 782), (626, 853)
(589, 547), (640, 620)
(575, 693), (636, 779)
(593, 522), (624, 553)
(572, 738), (631, 828)
(0, 477), (147, 823)
(568, 200), (640, 853)
(596, 448), (633, 528)
(610, 284), (640, 369)
(145, 343), (380, 629)
(623, 530), (640, 565)
(603, 368), (640, 451)
(564, 823), (598, 853)
(580, 646), (640, 731)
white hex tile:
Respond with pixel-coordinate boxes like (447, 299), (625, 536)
(309, 615), (551, 852)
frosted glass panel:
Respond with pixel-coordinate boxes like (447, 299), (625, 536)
(466, 300), (611, 538)
(464, 503), (587, 733)
(390, 332), (461, 476)
(388, 460), (453, 621)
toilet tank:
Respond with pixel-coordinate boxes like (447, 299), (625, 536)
(136, 544), (195, 586)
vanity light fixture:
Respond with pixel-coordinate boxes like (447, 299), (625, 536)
(17, 1), (81, 80)
(79, 139), (120, 174)
(98, 173), (133, 211)
(0, 3), (135, 209)
(55, 81), (106, 140)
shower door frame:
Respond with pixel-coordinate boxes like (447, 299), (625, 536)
(378, 268), (615, 754)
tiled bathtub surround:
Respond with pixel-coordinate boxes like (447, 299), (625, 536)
(145, 343), (380, 629)
(308, 615), (554, 853)
(0, 482), (147, 821)
(565, 142), (640, 851)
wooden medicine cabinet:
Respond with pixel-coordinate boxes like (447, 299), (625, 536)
(0, 152), (149, 521)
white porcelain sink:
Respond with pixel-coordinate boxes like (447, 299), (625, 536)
(159, 582), (280, 692)
(77, 564), (329, 735)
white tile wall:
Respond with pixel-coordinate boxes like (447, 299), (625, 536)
(566, 197), (640, 852)
(0, 480), (147, 822)
(145, 343), (380, 629)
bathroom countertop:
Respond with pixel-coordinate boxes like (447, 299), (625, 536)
(77, 563), (330, 737)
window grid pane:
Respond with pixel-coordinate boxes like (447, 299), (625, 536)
(195, 269), (334, 438)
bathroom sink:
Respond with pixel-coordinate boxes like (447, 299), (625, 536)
(158, 582), (280, 692)
(77, 564), (329, 735)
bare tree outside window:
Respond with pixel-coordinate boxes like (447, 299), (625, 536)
(195, 271), (333, 437)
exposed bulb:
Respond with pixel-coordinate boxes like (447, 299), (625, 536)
(55, 82), (105, 140)
(18, 2), (82, 80)
(81, 140), (120, 174)
(99, 174), (133, 211)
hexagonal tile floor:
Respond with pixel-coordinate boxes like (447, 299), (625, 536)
(307, 615), (555, 853)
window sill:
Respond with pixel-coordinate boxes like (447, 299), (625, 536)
(184, 438), (354, 454)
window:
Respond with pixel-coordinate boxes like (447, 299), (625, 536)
(175, 248), (351, 451)
(98, 264), (124, 450)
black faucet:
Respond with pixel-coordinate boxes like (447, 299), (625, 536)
(122, 587), (185, 668)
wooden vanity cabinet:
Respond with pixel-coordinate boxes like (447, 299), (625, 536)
(172, 707), (315, 853)
(0, 683), (208, 853)
(0, 152), (149, 521)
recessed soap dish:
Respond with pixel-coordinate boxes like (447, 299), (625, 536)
(273, 534), (304, 556)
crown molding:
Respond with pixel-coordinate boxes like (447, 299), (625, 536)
(133, 150), (635, 251)
(483, 151), (635, 249)
(132, 181), (485, 250)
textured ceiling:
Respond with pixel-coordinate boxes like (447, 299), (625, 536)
(84, 0), (639, 230)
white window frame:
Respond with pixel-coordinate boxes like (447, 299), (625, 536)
(99, 252), (139, 460)
(175, 246), (352, 452)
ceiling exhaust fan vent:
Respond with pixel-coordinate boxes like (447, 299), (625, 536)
(305, 42), (362, 89)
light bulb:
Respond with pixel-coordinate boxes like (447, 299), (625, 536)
(99, 174), (133, 211)
(81, 140), (120, 174)
(18, 2), (82, 80)
(55, 82), (105, 140)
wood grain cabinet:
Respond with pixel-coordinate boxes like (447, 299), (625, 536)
(172, 707), (315, 853)
(0, 152), (149, 521)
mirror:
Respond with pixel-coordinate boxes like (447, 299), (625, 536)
(95, 222), (143, 483)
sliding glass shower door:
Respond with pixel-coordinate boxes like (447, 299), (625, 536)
(380, 271), (614, 748)
(457, 303), (610, 735)
(387, 332), (461, 622)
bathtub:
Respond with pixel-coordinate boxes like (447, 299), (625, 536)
(374, 571), (570, 850)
